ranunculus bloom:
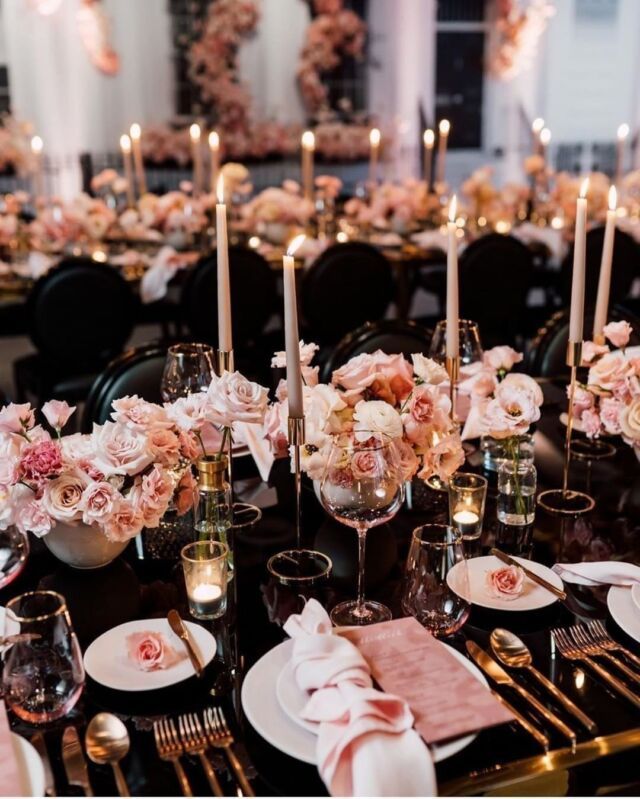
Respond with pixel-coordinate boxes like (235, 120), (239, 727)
(126, 631), (183, 671)
(0, 403), (35, 435)
(42, 399), (76, 431)
(91, 421), (155, 477)
(603, 320), (632, 350)
(42, 471), (88, 522)
(486, 565), (524, 599)
(111, 395), (172, 431)
(411, 354), (448, 385)
(482, 346), (523, 373)
(206, 371), (269, 426)
(79, 481), (120, 524)
(16, 440), (63, 485)
(353, 400), (403, 440)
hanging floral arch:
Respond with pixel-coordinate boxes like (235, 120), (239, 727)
(488, 0), (555, 80)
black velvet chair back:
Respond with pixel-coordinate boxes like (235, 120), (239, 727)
(82, 344), (167, 431)
(321, 320), (432, 382)
(180, 247), (277, 348)
(458, 234), (534, 349)
(560, 227), (639, 311)
(27, 257), (135, 368)
(527, 304), (640, 378)
(301, 242), (394, 344)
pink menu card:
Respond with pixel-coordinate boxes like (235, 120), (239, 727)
(0, 700), (21, 796)
(342, 617), (513, 745)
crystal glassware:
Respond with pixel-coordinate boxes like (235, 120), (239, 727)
(181, 540), (229, 620)
(429, 319), (483, 366)
(401, 524), (470, 637)
(448, 472), (487, 544)
(2, 591), (84, 724)
(319, 431), (404, 626)
(497, 459), (537, 526)
(160, 343), (216, 402)
(0, 527), (29, 589)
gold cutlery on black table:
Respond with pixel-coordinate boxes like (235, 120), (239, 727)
(62, 726), (94, 797)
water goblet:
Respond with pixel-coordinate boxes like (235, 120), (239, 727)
(429, 319), (483, 366)
(319, 431), (404, 626)
(160, 342), (215, 402)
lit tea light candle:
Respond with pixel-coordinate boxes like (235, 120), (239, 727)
(369, 127), (381, 185)
(190, 123), (204, 195)
(301, 130), (315, 202)
(423, 128), (434, 188)
(189, 582), (225, 618)
(436, 119), (450, 185)
(129, 123), (147, 196)
(119, 134), (135, 208)
(452, 509), (481, 539)
(30, 135), (44, 199)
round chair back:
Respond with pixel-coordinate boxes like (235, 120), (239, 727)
(301, 242), (394, 344)
(27, 257), (135, 367)
(180, 247), (277, 348)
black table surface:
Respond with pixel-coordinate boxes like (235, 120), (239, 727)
(3, 382), (640, 797)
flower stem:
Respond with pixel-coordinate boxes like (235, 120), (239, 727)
(508, 436), (525, 518)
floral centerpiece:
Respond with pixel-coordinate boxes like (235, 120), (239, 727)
(0, 371), (268, 567)
(240, 181), (314, 243)
(264, 343), (465, 485)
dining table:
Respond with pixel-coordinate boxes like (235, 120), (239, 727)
(2, 380), (640, 797)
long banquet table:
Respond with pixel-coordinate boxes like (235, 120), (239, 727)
(3, 381), (640, 796)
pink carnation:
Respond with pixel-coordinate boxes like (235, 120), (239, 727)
(16, 439), (63, 485)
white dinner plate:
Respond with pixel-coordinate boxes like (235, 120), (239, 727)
(12, 733), (45, 797)
(244, 638), (486, 765)
(631, 583), (640, 615)
(608, 586), (640, 644)
(84, 618), (217, 691)
(447, 555), (564, 611)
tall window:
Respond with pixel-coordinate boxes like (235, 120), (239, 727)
(435, 0), (487, 149)
(168, 0), (209, 118)
(319, 0), (369, 115)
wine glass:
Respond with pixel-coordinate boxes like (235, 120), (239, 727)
(161, 343), (215, 402)
(319, 431), (404, 626)
(401, 524), (470, 637)
(2, 591), (84, 723)
(429, 319), (483, 366)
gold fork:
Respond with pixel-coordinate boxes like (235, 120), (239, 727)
(153, 718), (193, 797)
(552, 628), (640, 710)
(588, 620), (640, 671)
(203, 707), (255, 797)
(177, 713), (224, 797)
(570, 625), (640, 684)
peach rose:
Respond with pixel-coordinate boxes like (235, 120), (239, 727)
(486, 565), (524, 599)
(148, 427), (181, 465)
(588, 353), (633, 392)
(332, 351), (414, 404)
(42, 471), (88, 522)
(103, 500), (144, 542)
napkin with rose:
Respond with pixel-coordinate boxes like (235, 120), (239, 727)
(264, 343), (465, 484)
(0, 370), (268, 542)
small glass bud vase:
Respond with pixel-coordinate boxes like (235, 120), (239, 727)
(194, 455), (232, 561)
(497, 460), (536, 526)
(481, 433), (534, 473)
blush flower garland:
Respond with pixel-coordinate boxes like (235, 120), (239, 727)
(488, 0), (555, 80)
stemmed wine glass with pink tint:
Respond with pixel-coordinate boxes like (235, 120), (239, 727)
(319, 431), (404, 626)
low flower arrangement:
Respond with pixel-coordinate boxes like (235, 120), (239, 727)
(264, 343), (465, 484)
(240, 180), (315, 234)
(0, 371), (268, 542)
(569, 321), (640, 456)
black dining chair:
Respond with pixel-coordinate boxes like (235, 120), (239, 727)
(300, 242), (394, 346)
(82, 343), (168, 431)
(321, 319), (432, 382)
(13, 257), (136, 405)
(526, 304), (640, 379)
(457, 234), (535, 350)
(559, 227), (639, 313)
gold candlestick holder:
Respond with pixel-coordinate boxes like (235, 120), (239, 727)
(538, 341), (595, 516)
(267, 416), (332, 585)
(216, 349), (235, 496)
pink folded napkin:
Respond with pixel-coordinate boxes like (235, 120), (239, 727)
(552, 561), (640, 587)
(283, 600), (436, 797)
(0, 701), (21, 796)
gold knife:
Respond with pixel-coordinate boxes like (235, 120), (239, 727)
(31, 733), (56, 797)
(440, 727), (640, 796)
(490, 548), (567, 600)
(168, 609), (204, 678)
(489, 689), (549, 751)
(62, 726), (93, 797)
(466, 641), (576, 745)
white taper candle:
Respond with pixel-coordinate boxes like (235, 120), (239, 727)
(593, 186), (617, 340)
(283, 234), (305, 418)
(216, 174), (232, 353)
(446, 195), (459, 359)
(569, 179), (589, 343)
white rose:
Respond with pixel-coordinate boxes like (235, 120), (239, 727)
(90, 422), (155, 477)
(353, 400), (403, 440)
(42, 471), (88, 522)
(207, 372), (269, 426)
(411, 354), (448, 385)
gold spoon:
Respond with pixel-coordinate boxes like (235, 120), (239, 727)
(85, 713), (131, 797)
(490, 628), (597, 734)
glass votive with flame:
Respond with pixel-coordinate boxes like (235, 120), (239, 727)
(181, 540), (228, 620)
(448, 473), (487, 546)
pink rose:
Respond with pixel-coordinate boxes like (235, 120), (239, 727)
(271, 340), (319, 368)
(581, 341), (609, 364)
(263, 403), (288, 457)
(332, 351), (414, 404)
(111, 396), (172, 430)
(570, 385), (594, 415)
(17, 500), (52, 538)
(178, 430), (201, 461)
(486, 565), (524, 599)
(600, 397), (623, 435)
(206, 371), (269, 426)
(42, 399), (76, 432)
(42, 471), (88, 522)
(0, 403), (35, 435)
(126, 631), (183, 671)
(459, 365), (497, 399)
(603, 320), (632, 350)
(394, 439), (419, 482)
(79, 481), (120, 524)
(581, 408), (602, 438)
(103, 500), (144, 542)
(351, 450), (383, 480)
(403, 385), (450, 445)
(175, 470), (198, 516)
(482, 346), (523, 373)
(136, 466), (174, 528)
(16, 440), (63, 485)
(589, 353), (634, 392)
(91, 421), (154, 477)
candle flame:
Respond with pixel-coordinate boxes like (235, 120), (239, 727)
(30, 135), (43, 154)
(209, 130), (219, 149)
(439, 119), (450, 136)
(423, 129), (435, 147)
(369, 127), (381, 147)
(532, 117), (545, 134)
(539, 128), (551, 146)
(448, 195), (457, 223)
(609, 185), (617, 211)
(580, 178), (589, 199)
(301, 130), (315, 150)
(189, 123), (201, 142)
(617, 123), (630, 141)
(120, 134), (131, 153)
(216, 174), (225, 204)
(287, 233), (306, 257)
(129, 123), (141, 141)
